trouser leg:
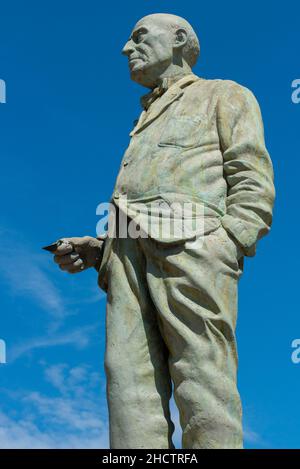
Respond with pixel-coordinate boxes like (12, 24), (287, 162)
(144, 225), (244, 449)
(104, 236), (175, 449)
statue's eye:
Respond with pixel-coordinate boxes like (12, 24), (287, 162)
(133, 29), (147, 44)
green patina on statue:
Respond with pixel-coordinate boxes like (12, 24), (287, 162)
(45, 13), (275, 449)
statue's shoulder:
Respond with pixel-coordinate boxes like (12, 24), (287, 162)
(187, 76), (258, 109)
(193, 76), (252, 96)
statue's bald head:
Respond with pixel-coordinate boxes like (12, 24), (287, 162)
(139, 13), (200, 67)
(122, 13), (200, 88)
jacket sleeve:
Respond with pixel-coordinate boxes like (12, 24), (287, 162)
(217, 81), (275, 257)
(94, 234), (107, 272)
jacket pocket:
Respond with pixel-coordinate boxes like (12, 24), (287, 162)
(158, 114), (206, 148)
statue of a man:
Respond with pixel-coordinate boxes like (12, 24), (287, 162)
(48, 13), (275, 449)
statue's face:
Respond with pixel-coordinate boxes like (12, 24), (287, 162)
(122, 17), (174, 88)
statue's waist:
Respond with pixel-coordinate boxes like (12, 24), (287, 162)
(111, 192), (226, 219)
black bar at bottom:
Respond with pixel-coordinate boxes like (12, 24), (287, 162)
(0, 449), (299, 465)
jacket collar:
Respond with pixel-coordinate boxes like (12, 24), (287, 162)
(140, 74), (192, 111)
(130, 74), (200, 137)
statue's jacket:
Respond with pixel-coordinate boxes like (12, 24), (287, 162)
(98, 74), (275, 288)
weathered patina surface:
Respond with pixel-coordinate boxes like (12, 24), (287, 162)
(48, 13), (275, 449)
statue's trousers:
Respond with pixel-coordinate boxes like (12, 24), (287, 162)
(102, 224), (244, 449)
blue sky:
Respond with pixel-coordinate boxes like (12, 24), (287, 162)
(0, 0), (299, 449)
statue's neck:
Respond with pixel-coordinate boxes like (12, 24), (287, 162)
(154, 63), (192, 88)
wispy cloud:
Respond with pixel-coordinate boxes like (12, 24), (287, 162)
(0, 232), (67, 320)
(243, 426), (266, 446)
(0, 363), (109, 449)
(1, 259), (66, 318)
(0, 413), (108, 449)
(9, 323), (98, 362)
(0, 229), (105, 325)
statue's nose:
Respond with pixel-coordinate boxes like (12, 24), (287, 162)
(122, 40), (134, 56)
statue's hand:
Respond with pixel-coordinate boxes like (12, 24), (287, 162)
(52, 236), (104, 274)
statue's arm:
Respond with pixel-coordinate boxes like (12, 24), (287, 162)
(94, 233), (107, 272)
(216, 81), (276, 257)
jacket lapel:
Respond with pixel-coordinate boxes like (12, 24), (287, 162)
(130, 74), (200, 137)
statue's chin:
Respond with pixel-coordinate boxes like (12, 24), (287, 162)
(129, 62), (146, 74)
(129, 67), (152, 87)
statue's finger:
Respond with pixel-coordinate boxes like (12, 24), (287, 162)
(54, 253), (79, 265)
(54, 241), (74, 255)
(59, 259), (85, 273)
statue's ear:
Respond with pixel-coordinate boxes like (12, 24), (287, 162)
(174, 28), (188, 49)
